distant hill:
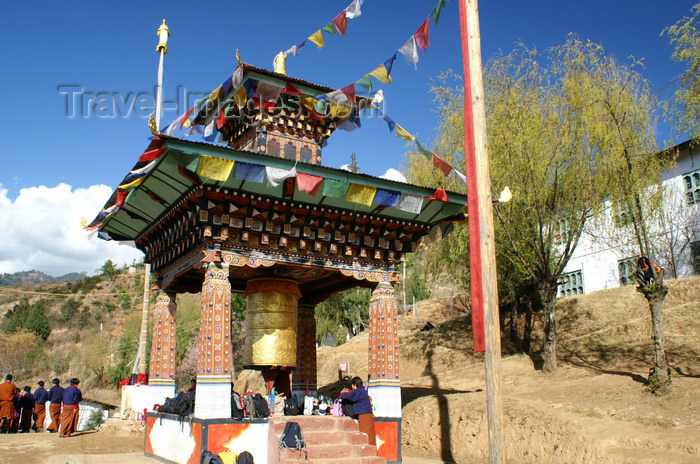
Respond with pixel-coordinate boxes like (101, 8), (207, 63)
(0, 270), (85, 287)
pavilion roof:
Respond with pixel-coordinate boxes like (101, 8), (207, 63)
(88, 135), (467, 243)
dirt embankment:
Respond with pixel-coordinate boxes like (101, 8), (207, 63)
(320, 276), (700, 463)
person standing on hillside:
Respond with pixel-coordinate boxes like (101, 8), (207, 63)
(46, 378), (64, 433)
(32, 381), (48, 432)
(18, 386), (35, 433)
(59, 378), (82, 438)
(0, 374), (19, 434)
(340, 377), (376, 445)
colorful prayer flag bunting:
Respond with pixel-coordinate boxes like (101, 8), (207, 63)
(369, 64), (392, 84)
(374, 188), (401, 207)
(345, 0), (363, 19)
(139, 147), (166, 162)
(427, 187), (449, 203)
(308, 30), (324, 49)
(397, 193), (423, 214)
(430, 0), (446, 25)
(345, 183), (377, 206)
(322, 178), (351, 198)
(432, 154), (453, 176)
(395, 124), (415, 141)
(398, 36), (420, 68)
(266, 166), (297, 187)
(333, 11), (348, 35)
(322, 22), (337, 35)
(296, 173), (324, 196)
(234, 161), (265, 183)
(414, 19), (430, 53)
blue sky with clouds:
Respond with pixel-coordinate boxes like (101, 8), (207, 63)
(0, 0), (695, 275)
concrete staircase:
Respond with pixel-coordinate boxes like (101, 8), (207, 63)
(269, 416), (386, 464)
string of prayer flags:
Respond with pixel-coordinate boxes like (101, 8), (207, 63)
(415, 140), (433, 159)
(234, 161), (265, 183)
(382, 114), (396, 132)
(396, 193), (424, 214)
(369, 54), (396, 84)
(163, 112), (189, 136)
(454, 170), (466, 185)
(398, 36), (420, 68)
(395, 124), (415, 141)
(356, 75), (373, 91)
(337, 107), (361, 132)
(118, 177), (144, 191)
(197, 155), (234, 182)
(374, 188), (401, 207)
(287, 0), (363, 57)
(204, 120), (217, 142)
(296, 172), (323, 196)
(414, 19), (430, 53)
(345, 183), (377, 206)
(333, 11), (348, 35)
(266, 165), (297, 187)
(180, 107), (195, 129)
(430, 0), (446, 25)
(286, 41), (306, 56)
(427, 187), (449, 203)
(114, 191), (129, 208)
(185, 124), (204, 137)
(345, 0), (363, 19)
(322, 178), (351, 198)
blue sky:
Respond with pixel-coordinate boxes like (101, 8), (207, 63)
(0, 0), (695, 275)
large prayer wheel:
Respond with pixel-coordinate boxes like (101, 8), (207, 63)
(243, 277), (301, 368)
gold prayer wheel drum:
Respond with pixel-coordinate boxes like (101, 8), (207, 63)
(243, 278), (301, 368)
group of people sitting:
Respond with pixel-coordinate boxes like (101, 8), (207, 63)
(0, 374), (83, 437)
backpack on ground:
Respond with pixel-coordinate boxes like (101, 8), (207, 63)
(201, 450), (223, 464)
(278, 421), (308, 460)
(231, 391), (244, 420)
(330, 399), (344, 417)
(236, 451), (254, 464)
(244, 394), (258, 419)
(254, 393), (270, 418)
(284, 398), (299, 416)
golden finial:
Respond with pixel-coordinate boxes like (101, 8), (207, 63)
(80, 217), (88, 229)
(156, 19), (170, 54)
(236, 49), (243, 68)
(148, 114), (159, 135)
(273, 51), (287, 75)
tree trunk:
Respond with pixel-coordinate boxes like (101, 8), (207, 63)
(509, 287), (518, 344)
(638, 280), (671, 392)
(522, 298), (533, 354)
(541, 288), (557, 373)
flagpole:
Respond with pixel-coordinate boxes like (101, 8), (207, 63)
(458, 1), (505, 463)
(134, 19), (169, 379)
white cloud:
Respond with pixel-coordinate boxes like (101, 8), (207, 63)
(0, 183), (143, 277)
(380, 168), (407, 183)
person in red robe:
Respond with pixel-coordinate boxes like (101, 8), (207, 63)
(0, 374), (19, 434)
(32, 380), (48, 432)
(46, 378), (64, 433)
(59, 378), (82, 438)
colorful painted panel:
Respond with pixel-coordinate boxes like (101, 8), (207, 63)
(207, 422), (270, 464)
(375, 419), (400, 463)
(145, 415), (202, 464)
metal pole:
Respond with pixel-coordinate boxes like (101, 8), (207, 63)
(458, 1), (505, 462)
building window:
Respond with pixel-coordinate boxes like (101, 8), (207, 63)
(283, 143), (297, 161)
(618, 257), (638, 286)
(692, 241), (700, 275)
(299, 146), (313, 164)
(557, 270), (583, 297)
(553, 218), (570, 244)
(683, 169), (700, 206)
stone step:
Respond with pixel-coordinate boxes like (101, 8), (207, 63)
(271, 416), (356, 433)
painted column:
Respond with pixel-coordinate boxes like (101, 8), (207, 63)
(194, 261), (233, 419)
(368, 282), (402, 463)
(147, 289), (177, 407)
(292, 303), (317, 405)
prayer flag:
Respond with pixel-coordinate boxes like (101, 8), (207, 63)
(204, 119), (217, 142)
(340, 83), (356, 103)
(382, 114), (396, 132)
(139, 147), (166, 162)
(216, 109), (226, 129)
(233, 86), (247, 108)
(234, 161), (265, 183)
(384, 54), (397, 75)
(164, 112), (187, 135)
(355, 75), (373, 91)
(118, 177), (144, 191)
(286, 41), (306, 56)
(197, 155), (234, 181)
(296, 172), (323, 196)
(414, 19), (430, 53)
(185, 124), (204, 137)
(395, 124), (415, 141)
(232, 67), (244, 88)
(308, 30), (324, 49)
(244, 79), (259, 99)
(371, 89), (384, 108)
(256, 82), (284, 102)
(416, 140), (433, 159)
(337, 107), (361, 131)
(283, 83), (303, 95)
(115, 190), (129, 208)
(430, 0), (446, 25)
(398, 36), (420, 68)
(374, 188), (400, 207)
(369, 64), (392, 84)
(427, 187), (449, 203)
(180, 107), (195, 129)
(397, 193), (423, 214)
(333, 11), (348, 35)
(322, 178), (350, 198)
(266, 166), (297, 187)
(345, 183), (377, 206)
(322, 22), (336, 35)
(345, 0), (363, 19)
(454, 169), (467, 185)
(432, 154), (453, 176)
(222, 75), (233, 96)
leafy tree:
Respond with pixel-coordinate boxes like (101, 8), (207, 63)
(100, 259), (119, 280)
(60, 297), (82, 322)
(24, 300), (52, 341)
(664, 3), (700, 141)
(315, 288), (371, 345)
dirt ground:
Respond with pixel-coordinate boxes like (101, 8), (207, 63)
(1, 277), (697, 464)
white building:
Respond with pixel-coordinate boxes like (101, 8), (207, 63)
(558, 140), (700, 297)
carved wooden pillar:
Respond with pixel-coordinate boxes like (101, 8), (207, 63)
(194, 259), (233, 419)
(292, 303), (317, 404)
(149, 289), (177, 387)
(368, 282), (402, 463)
